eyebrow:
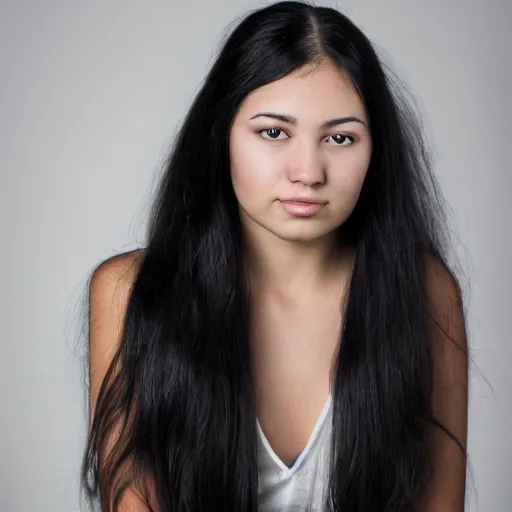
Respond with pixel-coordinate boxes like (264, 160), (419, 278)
(249, 112), (367, 128)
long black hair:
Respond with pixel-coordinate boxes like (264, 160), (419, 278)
(81, 1), (469, 510)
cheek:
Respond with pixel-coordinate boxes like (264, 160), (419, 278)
(231, 161), (259, 199)
(230, 140), (277, 206)
(329, 154), (370, 206)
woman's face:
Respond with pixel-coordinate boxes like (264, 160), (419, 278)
(229, 59), (372, 244)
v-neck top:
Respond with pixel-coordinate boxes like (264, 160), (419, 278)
(256, 395), (333, 511)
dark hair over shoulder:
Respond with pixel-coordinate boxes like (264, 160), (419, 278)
(81, 2), (468, 511)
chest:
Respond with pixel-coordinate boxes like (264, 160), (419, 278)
(250, 295), (342, 468)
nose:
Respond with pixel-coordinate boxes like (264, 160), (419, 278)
(287, 142), (326, 187)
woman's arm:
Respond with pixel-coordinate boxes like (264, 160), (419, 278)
(89, 250), (158, 512)
(416, 258), (469, 511)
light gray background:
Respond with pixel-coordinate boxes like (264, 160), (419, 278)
(1, 0), (510, 510)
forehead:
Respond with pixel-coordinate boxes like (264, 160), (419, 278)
(237, 60), (367, 122)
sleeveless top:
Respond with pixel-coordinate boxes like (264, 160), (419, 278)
(257, 395), (333, 511)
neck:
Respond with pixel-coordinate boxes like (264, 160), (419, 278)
(243, 226), (355, 304)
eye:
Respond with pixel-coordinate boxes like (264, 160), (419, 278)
(325, 134), (355, 146)
(259, 128), (289, 140)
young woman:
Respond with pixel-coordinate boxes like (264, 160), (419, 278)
(82, 2), (469, 511)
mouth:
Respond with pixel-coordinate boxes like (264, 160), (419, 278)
(280, 197), (326, 205)
(278, 198), (326, 217)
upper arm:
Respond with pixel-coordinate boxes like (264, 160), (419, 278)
(88, 249), (144, 419)
(88, 249), (154, 511)
(417, 257), (469, 511)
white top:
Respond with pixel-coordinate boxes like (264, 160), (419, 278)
(257, 395), (333, 511)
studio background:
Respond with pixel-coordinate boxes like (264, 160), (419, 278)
(1, 0), (509, 510)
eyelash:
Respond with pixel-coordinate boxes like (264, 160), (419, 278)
(258, 128), (356, 146)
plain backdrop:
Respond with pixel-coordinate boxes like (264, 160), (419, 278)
(1, 0), (510, 510)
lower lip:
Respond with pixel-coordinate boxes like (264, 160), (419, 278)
(279, 200), (325, 217)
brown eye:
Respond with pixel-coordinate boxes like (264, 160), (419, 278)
(326, 134), (354, 146)
(260, 128), (288, 140)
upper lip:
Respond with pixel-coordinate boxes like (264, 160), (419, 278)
(280, 197), (327, 204)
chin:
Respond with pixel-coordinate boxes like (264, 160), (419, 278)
(267, 223), (339, 243)
(240, 209), (344, 243)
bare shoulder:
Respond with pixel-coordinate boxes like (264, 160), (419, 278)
(90, 248), (146, 293)
(423, 255), (467, 348)
(424, 255), (461, 299)
(88, 248), (146, 416)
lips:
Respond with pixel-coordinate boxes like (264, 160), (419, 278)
(279, 198), (326, 217)
(280, 197), (326, 205)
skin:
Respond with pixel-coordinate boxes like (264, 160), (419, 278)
(229, 58), (373, 467)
